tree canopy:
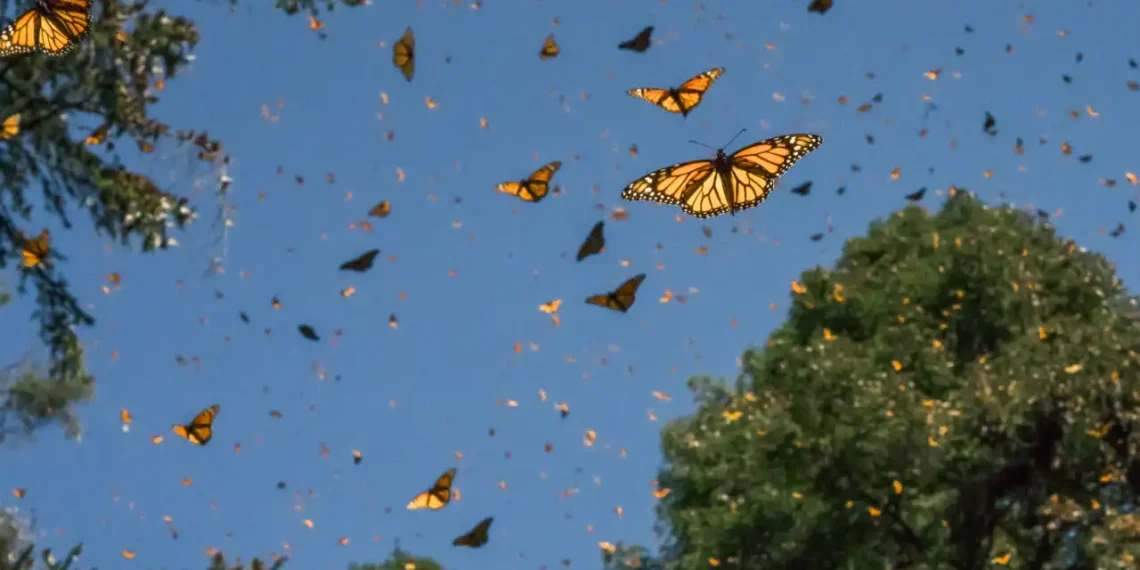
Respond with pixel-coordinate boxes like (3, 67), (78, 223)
(615, 192), (1140, 570)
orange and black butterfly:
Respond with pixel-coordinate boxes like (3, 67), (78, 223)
(0, 0), (93, 58)
(453, 516), (494, 548)
(392, 27), (415, 81)
(539, 33), (559, 60)
(576, 221), (605, 262)
(586, 274), (645, 313)
(368, 200), (391, 218)
(627, 67), (724, 117)
(618, 26), (653, 52)
(496, 161), (561, 203)
(20, 229), (50, 268)
(408, 468), (457, 510)
(172, 405), (219, 446)
(340, 249), (380, 272)
(622, 133), (823, 218)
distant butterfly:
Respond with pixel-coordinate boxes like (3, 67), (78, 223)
(496, 161), (561, 203)
(298, 324), (320, 341)
(0, 0), (93, 58)
(905, 188), (927, 202)
(171, 405), (219, 446)
(621, 132), (823, 218)
(618, 26), (653, 52)
(392, 27), (415, 82)
(453, 517), (494, 548)
(340, 249), (380, 272)
(808, 0), (834, 14)
(20, 228), (50, 268)
(539, 33), (559, 60)
(368, 200), (391, 218)
(576, 221), (605, 261)
(627, 67), (724, 117)
(1, 113), (19, 140)
(407, 467), (457, 510)
(790, 181), (813, 196)
(586, 274), (646, 313)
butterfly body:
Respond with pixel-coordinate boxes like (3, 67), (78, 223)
(0, 0), (92, 58)
(627, 67), (724, 117)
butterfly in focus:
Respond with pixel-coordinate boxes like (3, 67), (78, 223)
(627, 67), (724, 117)
(20, 229), (51, 269)
(171, 405), (219, 446)
(618, 25), (653, 52)
(340, 249), (380, 272)
(407, 467), (457, 510)
(586, 274), (646, 313)
(621, 133), (823, 218)
(576, 221), (605, 261)
(392, 27), (415, 82)
(0, 0), (93, 58)
(539, 33), (559, 60)
(496, 161), (561, 203)
(453, 516), (494, 548)
(1, 113), (20, 140)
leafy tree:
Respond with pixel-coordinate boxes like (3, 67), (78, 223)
(348, 546), (445, 570)
(622, 193), (1140, 570)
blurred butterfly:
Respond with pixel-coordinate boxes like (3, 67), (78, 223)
(392, 27), (415, 82)
(20, 229), (50, 268)
(1, 113), (19, 140)
(539, 33), (559, 60)
(905, 188), (927, 202)
(298, 324), (320, 341)
(790, 181), (812, 196)
(368, 200), (391, 218)
(618, 26), (653, 52)
(171, 405), (219, 446)
(621, 132), (823, 218)
(453, 517), (494, 548)
(407, 467), (457, 510)
(627, 67), (724, 117)
(340, 249), (380, 272)
(0, 0), (93, 58)
(808, 0), (834, 14)
(586, 274), (646, 313)
(496, 161), (561, 203)
(576, 221), (605, 261)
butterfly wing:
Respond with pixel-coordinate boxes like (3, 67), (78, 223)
(611, 274), (646, 312)
(0, 9), (39, 57)
(621, 159), (716, 209)
(723, 134), (823, 214)
(453, 517), (494, 548)
(626, 87), (684, 114)
(1, 113), (20, 140)
(408, 468), (456, 510)
(673, 67), (725, 116)
(37, 0), (91, 54)
(368, 200), (391, 218)
(173, 405), (219, 445)
(540, 33), (559, 59)
(618, 25), (653, 52)
(497, 161), (561, 203)
(393, 27), (415, 81)
(339, 249), (380, 272)
(576, 221), (605, 261)
(678, 168), (736, 218)
(21, 229), (50, 268)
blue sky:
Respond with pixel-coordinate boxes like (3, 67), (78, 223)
(3, 0), (1139, 569)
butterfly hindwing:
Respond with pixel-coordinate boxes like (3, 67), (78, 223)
(576, 221), (606, 261)
(586, 274), (646, 313)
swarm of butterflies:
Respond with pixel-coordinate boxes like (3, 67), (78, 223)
(3, 0), (826, 553)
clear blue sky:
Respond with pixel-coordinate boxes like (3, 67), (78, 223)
(3, 0), (1139, 569)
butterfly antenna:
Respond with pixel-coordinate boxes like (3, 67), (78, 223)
(722, 128), (747, 149)
(688, 140), (715, 150)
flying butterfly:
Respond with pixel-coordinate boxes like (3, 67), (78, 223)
(20, 229), (50, 268)
(1, 113), (19, 140)
(298, 324), (320, 341)
(618, 25), (653, 52)
(539, 33), (559, 60)
(586, 274), (646, 313)
(171, 405), (219, 446)
(368, 200), (391, 218)
(392, 27), (415, 82)
(808, 0), (834, 14)
(453, 517), (494, 548)
(0, 0), (93, 58)
(621, 132), (823, 218)
(340, 249), (380, 272)
(576, 221), (605, 262)
(627, 67), (724, 117)
(496, 161), (561, 203)
(407, 467), (457, 510)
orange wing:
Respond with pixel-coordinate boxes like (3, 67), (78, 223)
(496, 161), (561, 203)
(0, 0), (92, 58)
(627, 67), (724, 116)
(539, 33), (559, 60)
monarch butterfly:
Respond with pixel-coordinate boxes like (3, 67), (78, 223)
(586, 274), (645, 313)
(627, 67), (724, 117)
(0, 0), (93, 58)
(453, 517), (494, 548)
(171, 405), (219, 446)
(407, 467), (457, 510)
(298, 324), (319, 341)
(621, 133), (823, 219)
(392, 27), (415, 82)
(618, 25), (653, 52)
(1, 113), (20, 140)
(368, 200), (391, 218)
(539, 33), (559, 60)
(496, 161), (561, 203)
(576, 221), (605, 262)
(20, 229), (50, 268)
(339, 249), (380, 272)
(808, 0), (834, 14)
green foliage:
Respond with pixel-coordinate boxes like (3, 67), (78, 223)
(602, 542), (664, 570)
(647, 193), (1140, 570)
(348, 547), (444, 570)
(268, 0), (369, 15)
(204, 552), (288, 570)
(0, 356), (92, 444)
